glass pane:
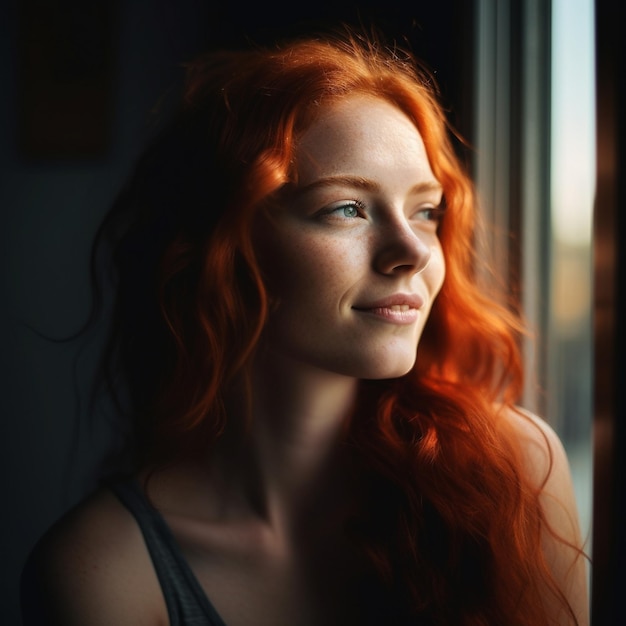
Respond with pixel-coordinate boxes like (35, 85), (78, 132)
(549, 0), (595, 551)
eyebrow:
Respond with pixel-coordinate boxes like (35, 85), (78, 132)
(294, 175), (443, 197)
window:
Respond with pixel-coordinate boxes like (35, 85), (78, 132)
(473, 0), (594, 553)
(548, 0), (595, 548)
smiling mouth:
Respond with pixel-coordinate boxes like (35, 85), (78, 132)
(353, 305), (420, 324)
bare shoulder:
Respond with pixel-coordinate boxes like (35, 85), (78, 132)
(21, 485), (167, 626)
(502, 406), (590, 625)
(501, 406), (570, 486)
(501, 405), (584, 544)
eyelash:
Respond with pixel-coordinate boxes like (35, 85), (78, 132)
(326, 200), (366, 219)
(323, 199), (446, 224)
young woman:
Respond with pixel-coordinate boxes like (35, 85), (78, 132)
(21, 30), (589, 625)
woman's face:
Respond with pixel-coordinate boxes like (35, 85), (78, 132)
(256, 95), (446, 379)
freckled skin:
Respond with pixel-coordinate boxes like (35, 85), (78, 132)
(256, 96), (446, 380)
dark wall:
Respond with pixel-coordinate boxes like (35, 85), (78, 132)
(592, 0), (626, 623)
(1, 2), (475, 624)
(2, 3), (214, 624)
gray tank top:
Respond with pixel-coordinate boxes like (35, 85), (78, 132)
(110, 479), (228, 626)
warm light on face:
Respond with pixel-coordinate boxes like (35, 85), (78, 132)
(255, 96), (446, 380)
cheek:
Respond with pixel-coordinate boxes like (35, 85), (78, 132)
(428, 245), (446, 294)
(261, 233), (365, 302)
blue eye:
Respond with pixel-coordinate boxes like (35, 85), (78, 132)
(420, 208), (437, 221)
(416, 204), (446, 224)
(325, 200), (364, 219)
(338, 204), (359, 218)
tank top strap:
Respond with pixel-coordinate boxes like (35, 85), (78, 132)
(110, 479), (228, 626)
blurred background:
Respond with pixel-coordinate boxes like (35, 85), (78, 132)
(1, 1), (622, 625)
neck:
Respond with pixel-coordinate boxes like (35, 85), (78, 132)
(211, 349), (359, 534)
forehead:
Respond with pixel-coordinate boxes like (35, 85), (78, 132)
(294, 95), (436, 186)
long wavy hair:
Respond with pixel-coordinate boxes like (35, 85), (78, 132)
(92, 29), (577, 625)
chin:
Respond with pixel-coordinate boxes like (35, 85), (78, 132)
(366, 368), (415, 381)
(356, 356), (417, 380)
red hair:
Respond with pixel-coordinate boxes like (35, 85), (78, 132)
(97, 30), (577, 625)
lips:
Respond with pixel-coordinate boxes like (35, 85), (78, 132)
(353, 294), (424, 324)
(354, 294), (425, 311)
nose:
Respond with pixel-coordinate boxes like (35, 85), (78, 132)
(373, 219), (432, 275)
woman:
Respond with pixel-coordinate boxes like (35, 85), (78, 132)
(21, 29), (589, 625)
